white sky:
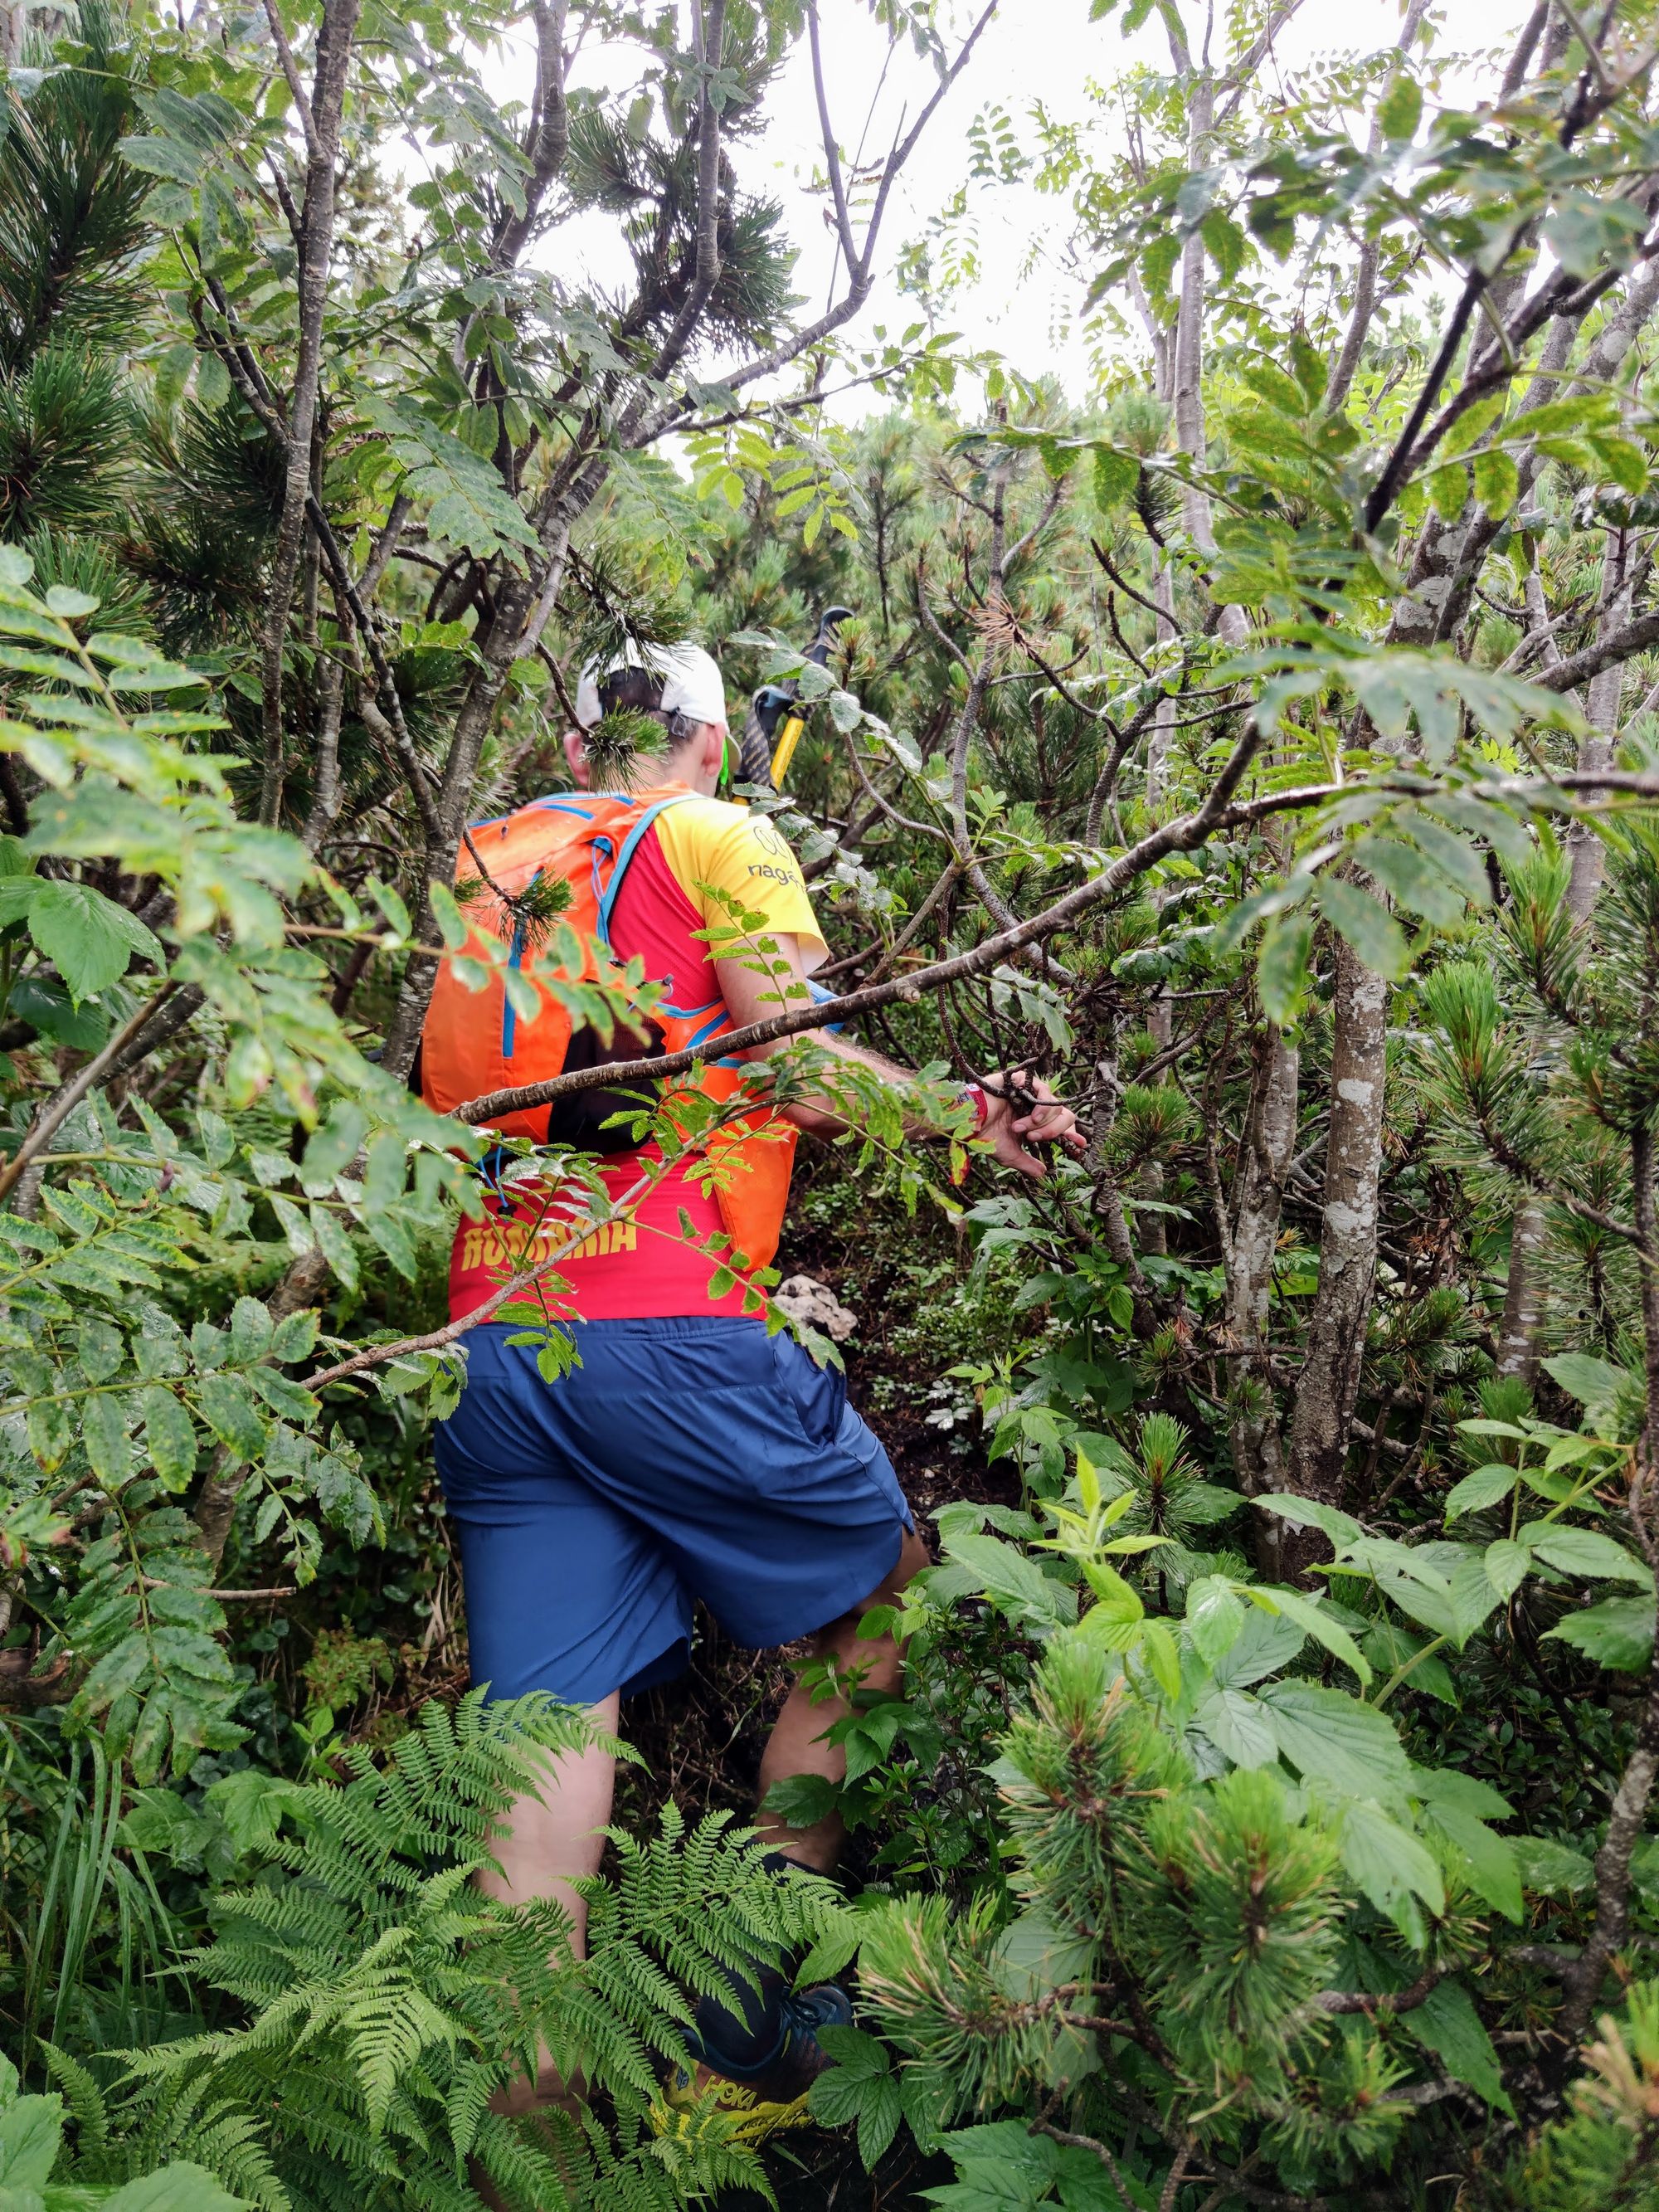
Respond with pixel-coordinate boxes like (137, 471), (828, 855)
(495, 0), (1539, 411)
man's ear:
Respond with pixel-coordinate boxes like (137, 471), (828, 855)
(562, 726), (590, 788)
(703, 721), (728, 786)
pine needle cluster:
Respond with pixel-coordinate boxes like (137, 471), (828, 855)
(855, 1639), (1411, 2186)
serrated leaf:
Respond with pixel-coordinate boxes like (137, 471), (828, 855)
(1377, 72), (1422, 141)
(1092, 446), (1138, 510)
(1194, 1685), (1278, 1768)
(1140, 1619), (1181, 1702)
(1424, 1802), (1523, 1922)
(1404, 1979), (1511, 2114)
(139, 1386), (197, 1490)
(1426, 462), (1468, 520)
(0, 2089), (63, 2189)
(1444, 1463), (1516, 1521)
(1258, 909), (1313, 1026)
(194, 1374), (267, 1464)
(1353, 834), (1466, 927)
(1185, 1576), (1245, 1665)
(1544, 1593), (1654, 1671)
(1340, 1800), (1444, 1922)
(1250, 1585), (1371, 1685)
(1316, 875), (1410, 980)
(1472, 446), (1519, 517)
(1258, 1680), (1410, 1798)
(1484, 1538), (1530, 1601)
(82, 1391), (132, 1484)
(22, 880), (162, 1002)
(1523, 1523), (1652, 1586)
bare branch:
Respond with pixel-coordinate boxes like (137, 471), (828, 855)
(0, 986), (178, 1210)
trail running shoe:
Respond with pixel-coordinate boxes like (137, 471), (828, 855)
(651, 1981), (854, 2143)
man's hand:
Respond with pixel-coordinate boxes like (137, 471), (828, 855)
(981, 1069), (1085, 1179)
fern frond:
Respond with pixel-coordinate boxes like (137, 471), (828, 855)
(38, 2037), (109, 2165)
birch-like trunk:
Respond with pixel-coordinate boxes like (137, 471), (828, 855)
(1284, 934), (1389, 1514)
(1227, 1024), (1299, 1505)
(1495, 529), (1630, 1386)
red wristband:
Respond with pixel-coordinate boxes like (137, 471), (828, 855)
(959, 1082), (990, 1133)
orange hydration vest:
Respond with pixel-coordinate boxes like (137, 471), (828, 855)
(419, 790), (797, 1270)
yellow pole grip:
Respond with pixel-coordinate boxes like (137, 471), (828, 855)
(770, 711), (808, 786)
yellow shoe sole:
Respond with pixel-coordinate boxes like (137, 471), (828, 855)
(649, 2061), (814, 2146)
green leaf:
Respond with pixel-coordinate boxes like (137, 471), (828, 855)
(308, 1201), (360, 1294)
(1377, 72), (1422, 141)
(196, 352), (231, 409)
(1472, 447), (1519, 517)
(1315, 876), (1410, 980)
(1253, 1493), (1365, 1547)
(1423, 1801), (1523, 1922)
(1544, 1593), (1655, 1671)
(118, 132), (202, 183)
(193, 1374), (267, 1464)
(761, 1772), (839, 1833)
(1588, 434), (1647, 495)
(1258, 909), (1313, 1026)
(1140, 1619), (1182, 1703)
(810, 2025), (902, 2166)
(1444, 1463), (1517, 1521)
(1511, 1835), (1593, 1895)
(0, 2091), (62, 2190)
(1404, 1979), (1511, 2115)
(1352, 835), (1466, 927)
(1340, 1800), (1445, 1923)
(1542, 1351), (1632, 1416)
(23, 880), (161, 1002)
(1447, 1552), (1505, 1644)
(1194, 1685), (1279, 1768)
(81, 1392), (132, 1484)
(102, 2166), (246, 2212)
(1522, 1523), (1652, 1586)
(1092, 446), (1139, 512)
(1426, 462), (1468, 520)
(1407, 814), (1495, 906)
(1249, 1586), (1371, 1685)
(1257, 1680), (1411, 1798)
(1185, 1576), (1245, 1666)
(1483, 1538), (1530, 1601)
(945, 1532), (1076, 1625)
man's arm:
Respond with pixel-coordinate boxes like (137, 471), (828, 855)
(713, 934), (1082, 1179)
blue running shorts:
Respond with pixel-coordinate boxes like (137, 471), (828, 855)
(433, 1317), (914, 1706)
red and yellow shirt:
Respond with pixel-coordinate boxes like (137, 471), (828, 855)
(447, 787), (825, 1323)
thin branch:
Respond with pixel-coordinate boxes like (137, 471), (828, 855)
(260, 0), (321, 161)
(453, 716), (1271, 1128)
(0, 986), (178, 1208)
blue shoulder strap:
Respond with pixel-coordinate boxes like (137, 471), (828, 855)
(593, 791), (700, 946)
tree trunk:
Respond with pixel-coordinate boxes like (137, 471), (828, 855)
(256, 0), (363, 828)
(1494, 528), (1631, 1386)
(1557, 1122), (1659, 2044)
(1227, 1025), (1299, 1526)
(1284, 932), (1388, 1520)
(1566, 528), (1631, 918)
(1494, 1198), (1548, 1388)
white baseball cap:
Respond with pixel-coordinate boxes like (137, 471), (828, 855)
(573, 641), (727, 732)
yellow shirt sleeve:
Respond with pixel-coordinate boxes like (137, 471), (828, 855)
(653, 797), (829, 972)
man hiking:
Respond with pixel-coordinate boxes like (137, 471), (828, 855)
(422, 641), (1081, 2128)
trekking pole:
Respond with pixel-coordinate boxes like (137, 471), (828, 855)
(742, 606), (854, 792)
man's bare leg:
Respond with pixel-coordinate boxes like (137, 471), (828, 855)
(754, 1526), (931, 1873)
(480, 1691), (620, 2119)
